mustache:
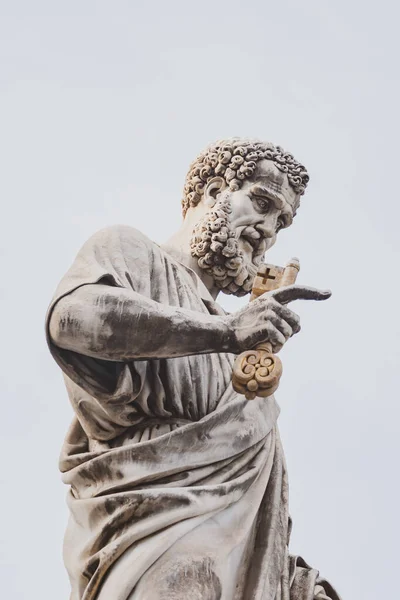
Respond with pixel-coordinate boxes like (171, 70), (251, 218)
(237, 225), (267, 261)
(236, 225), (261, 243)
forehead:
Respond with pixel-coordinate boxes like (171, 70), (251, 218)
(249, 159), (299, 208)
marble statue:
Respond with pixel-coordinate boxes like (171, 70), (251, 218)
(46, 138), (341, 599)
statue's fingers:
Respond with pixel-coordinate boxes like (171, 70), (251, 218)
(271, 285), (332, 305)
(259, 322), (286, 353)
(269, 313), (293, 340)
(273, 303), (301, 334)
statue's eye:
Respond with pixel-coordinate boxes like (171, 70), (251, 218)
(253, 197), (269, 212)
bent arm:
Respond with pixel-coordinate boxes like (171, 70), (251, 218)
(49, 284), (234, 361)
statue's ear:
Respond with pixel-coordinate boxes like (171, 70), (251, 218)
(204, 177), (226, 208)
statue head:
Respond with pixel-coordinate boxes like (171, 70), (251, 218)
(182, 138), (309, 297)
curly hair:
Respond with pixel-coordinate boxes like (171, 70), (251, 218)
(182, 137), (309, 217)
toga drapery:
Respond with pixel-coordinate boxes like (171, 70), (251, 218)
(46, 225), (340, 600)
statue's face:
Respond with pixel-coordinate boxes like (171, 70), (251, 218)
(190, 159), (300, 297)
(228, 159), (299, 267)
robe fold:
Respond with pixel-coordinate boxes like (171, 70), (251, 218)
(46, 225), (341, 600)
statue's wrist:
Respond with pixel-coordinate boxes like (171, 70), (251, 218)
(217, 315), (239, 354)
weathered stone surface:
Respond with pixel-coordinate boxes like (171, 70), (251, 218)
(46, 138), (340, 599)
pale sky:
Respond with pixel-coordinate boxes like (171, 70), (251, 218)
(1, 2), (399, 599)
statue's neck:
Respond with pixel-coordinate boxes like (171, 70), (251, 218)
(162, 221), (220, 300)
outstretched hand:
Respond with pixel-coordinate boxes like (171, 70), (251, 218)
(226, 285), (331, 354)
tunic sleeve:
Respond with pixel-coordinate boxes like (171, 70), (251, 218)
(45, 225), (153, 440)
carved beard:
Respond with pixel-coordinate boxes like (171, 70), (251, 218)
(190, 195), (263, 297)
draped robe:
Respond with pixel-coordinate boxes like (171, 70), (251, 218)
(46, 225), (340, 600)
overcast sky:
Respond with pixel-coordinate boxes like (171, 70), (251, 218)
(1, 2), (399, 599)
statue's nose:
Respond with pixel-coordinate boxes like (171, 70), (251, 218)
(256, 222), (275, 239)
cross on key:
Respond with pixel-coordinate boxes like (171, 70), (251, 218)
(258, 267), (276, 286)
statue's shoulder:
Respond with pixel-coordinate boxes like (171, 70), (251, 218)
(84, 224), (156, 254)
(60, 225), (158, 293)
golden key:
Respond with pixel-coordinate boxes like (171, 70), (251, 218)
(232, 258), (300, 400)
